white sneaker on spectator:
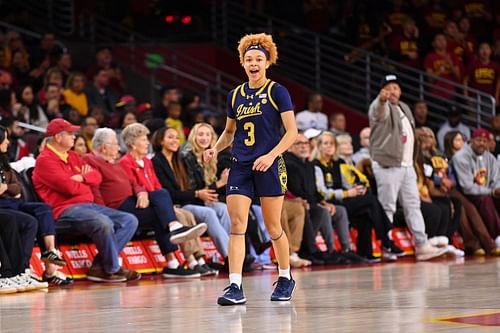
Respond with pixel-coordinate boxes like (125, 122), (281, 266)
(437, 236), (449, 247)
(429, 236), (448, 248)
(22, 270), (49, 290)
(381, 248), (397, 262)
(428, 237), (440, 247)
(0, 278), (17, 294)
(446, 245), (465, 257)
(495, 236), (500, 248)
(415, 242), (447, 261)
(290, 253), (312, 268)
(8, 275), (31, 292)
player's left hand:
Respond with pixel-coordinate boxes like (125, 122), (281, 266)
(252, 153), (276, 172)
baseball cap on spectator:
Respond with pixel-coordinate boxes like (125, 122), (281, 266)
(471, 128), (491, 140)
(137, 102), (152, 113)
(116, 95), (136, 108)
(381, 74), (400, 89)
(448, 104), (462, 116)
(304, 128), (322, 140)
(0, 70), (12, 88)
(45, 119), (80, 137)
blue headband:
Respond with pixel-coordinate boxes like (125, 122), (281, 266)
(244, 45), (270, 59)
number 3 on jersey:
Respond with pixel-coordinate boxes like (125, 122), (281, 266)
(243, 122), (255, 146)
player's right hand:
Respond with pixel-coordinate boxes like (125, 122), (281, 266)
(203, 148), (217, 163)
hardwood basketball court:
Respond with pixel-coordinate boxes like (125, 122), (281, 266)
(2, 257), (500, 332)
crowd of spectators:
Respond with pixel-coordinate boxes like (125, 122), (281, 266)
(3, 5), (500, 294)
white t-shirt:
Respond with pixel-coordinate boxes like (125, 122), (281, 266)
(399, 107), (414, 167)
(295, 110), (328, 131)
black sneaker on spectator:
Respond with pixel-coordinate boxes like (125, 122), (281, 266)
(341, 250), (370, 264)
(194, 264), (219, 276)
(242, 254), (255, 272)
(162, 266), (201, 278)
(87, 267), (127, 283)
(201, 264), (219, 276)
(325, 251), (352, 265)
(42, 271), (74, 286)
(41, 249), (66, 266)
(169, 223), (208, 245)
(363, 255), (382, 263)
(383, 243), (405, 257)
(117, 267), (141, 281)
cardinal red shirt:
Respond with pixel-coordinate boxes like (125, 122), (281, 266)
(465, 59), (500, 95)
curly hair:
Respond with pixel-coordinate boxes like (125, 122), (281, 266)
(186, 123), (218, 186)
(238, 33), (278, 65)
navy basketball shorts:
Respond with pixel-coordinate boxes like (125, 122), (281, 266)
(226, 155), (287, 198)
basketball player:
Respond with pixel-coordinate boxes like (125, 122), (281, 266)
(204, 33), (298, 305)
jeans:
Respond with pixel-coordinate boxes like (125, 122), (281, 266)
(118, 190), (178, 255)
(182, 204), (229, 257)
(206, 201), (231, 234)
(58, 203), (138, 273)
(0, 199), (56, 239)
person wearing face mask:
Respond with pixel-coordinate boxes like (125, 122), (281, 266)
(204, 33), (298, 305)
(452, 128), (500, 247)
(369, 74), (447, 261)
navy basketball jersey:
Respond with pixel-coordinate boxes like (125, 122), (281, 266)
(226, 79), (293, 163)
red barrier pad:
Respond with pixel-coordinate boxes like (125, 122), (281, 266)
(142, 239), (168, 272)
(119, 241), (156, 274)
(201, 237), (224, 264)
(59, 244), (95, 279)
(29, 247), (44, 278)
(391, 227), (415, 254)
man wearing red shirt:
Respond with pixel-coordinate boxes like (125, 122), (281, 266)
(444, 20), (473, 65)
(424, 33), (461, 100)
(388, 17), (421, 69)
(32, 119), (139, 283)
(464, 42), (500, 104)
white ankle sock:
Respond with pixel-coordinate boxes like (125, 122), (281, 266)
(167, 258), (180, 269)
(279, 267), (291, 280)
(198, 257), (206, 266)
(169, 221), (183, 231)
(188, 258), (198, 270)
(229, 273), (242, 288)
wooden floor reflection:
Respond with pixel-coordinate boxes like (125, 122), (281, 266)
(2, 257), (500, 332)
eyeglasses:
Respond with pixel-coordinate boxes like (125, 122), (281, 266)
(293, 141), (309, 146)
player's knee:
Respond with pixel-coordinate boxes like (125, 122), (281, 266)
(267, 225), (283, 240)
(230, 216), (247, 233)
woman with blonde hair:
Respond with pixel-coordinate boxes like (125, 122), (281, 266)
(152, 126), (231, 268)
(313, 131), (403, 261)
(182, 123), (231, 232)
(335, 133), (354, 165)
(204, 33), (298, 305)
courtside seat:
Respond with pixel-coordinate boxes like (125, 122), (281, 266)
(20, 167), (155, 243)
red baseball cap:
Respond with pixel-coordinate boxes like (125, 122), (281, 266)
(45, 119), (81, 137)
(116, 95), (136, 107)
(471, 128), (491, 140)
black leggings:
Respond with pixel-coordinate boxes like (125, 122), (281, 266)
(0, 211), (25, 277)
(339, 193), (393, 248)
